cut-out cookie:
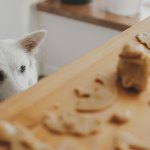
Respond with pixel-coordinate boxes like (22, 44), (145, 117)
(117, 41), (150, 92)
(109, 110), (131, 125)
(76, 89), (115, 112)
(43, 112), (100, 136)
(136, 32), (150, 49)
(114, 132), (150, 150)
(0, 120), (46, 150)
(76, 74), (116, 112)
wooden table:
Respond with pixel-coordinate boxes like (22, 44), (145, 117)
(0, 17), (150, 149)
(37, 0), (150, 31)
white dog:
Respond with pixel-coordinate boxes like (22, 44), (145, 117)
(0, 30), (46, 100)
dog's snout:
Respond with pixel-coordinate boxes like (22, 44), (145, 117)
(0, 71), (6, 82)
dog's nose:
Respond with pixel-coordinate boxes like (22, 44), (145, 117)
(0, 71), (6, 82)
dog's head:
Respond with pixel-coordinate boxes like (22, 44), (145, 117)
(0, 30), (46, 100)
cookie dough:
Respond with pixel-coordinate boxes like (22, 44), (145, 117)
(117, 41), (150, 92)
(136, 32), (150, 49)
(74, 88), (91, 98)
(0, 120), (46, 150)
(109, 110), (131, 125)
(76, 74), (116, 112)
(43, 112), (100, 136)
(114, 132), (150, 150)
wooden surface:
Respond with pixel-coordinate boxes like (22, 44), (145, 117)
(37, 0), (150, 31)
(0, 17), (150, 149)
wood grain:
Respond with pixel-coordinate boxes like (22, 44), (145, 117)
(0, 17), (150, 149)
(37, 0), (150, 31)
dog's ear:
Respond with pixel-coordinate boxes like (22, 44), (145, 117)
(18, 30), (47, 54)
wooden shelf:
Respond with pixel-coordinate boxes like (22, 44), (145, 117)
(37, 0), (150, 31)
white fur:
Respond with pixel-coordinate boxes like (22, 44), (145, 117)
(0, 30), (46, 100)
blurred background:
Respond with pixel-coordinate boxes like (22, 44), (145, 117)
(0, 0), (149, 76)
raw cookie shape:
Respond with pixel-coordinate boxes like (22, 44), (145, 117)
(114, 132), (150, 150)
(136, 32), (150, 49)
(0, 120), (47, 150)
(76, 74), (116, 112)
(117, 41), (150, 92)
(109, 110), (131, 125)
(43, 112), (100, 136)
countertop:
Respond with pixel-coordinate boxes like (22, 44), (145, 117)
(0, 17), (150, 149)
(37, 0), (150, 31)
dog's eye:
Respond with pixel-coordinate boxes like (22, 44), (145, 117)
(0, 71), (6, 81)
(20, 65), (26, 73)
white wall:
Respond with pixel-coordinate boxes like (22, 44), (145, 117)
(38, 13), (120, 74)
(0, 0), (38, 39)
(144, 0), (150, 4)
